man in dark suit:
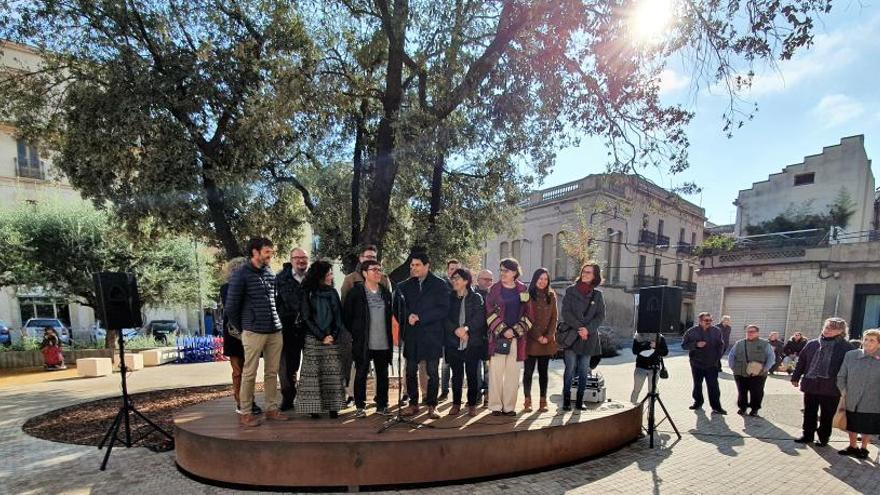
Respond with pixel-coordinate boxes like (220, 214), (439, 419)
(394, 252), (450, 419)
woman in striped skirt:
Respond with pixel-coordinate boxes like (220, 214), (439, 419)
(294, 260), (347, 418)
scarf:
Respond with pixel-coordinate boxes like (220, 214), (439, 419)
(576, 281), (592, 296)
(310, 287), (337, 333)
(805, 335), (840, 380)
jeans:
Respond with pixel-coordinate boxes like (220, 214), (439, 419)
(354, 350), (391, 409)
(448, 357), (481, 406)
(690, 365), (723, 410)
(563, 350), (590, 398)
(441, 357), (451, 394)
(734, 375), (767, 412)
(406, 358), (439, 407)
(630, 367), (657, 403)
(279, 328), (305, 406)
(802, 393), (839, 442)
(523, 355), (550, 398)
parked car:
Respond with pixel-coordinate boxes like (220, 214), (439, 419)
(23, 318), (70, 345)
(144, 320), (181, 344)
(0, 320), (11, 347)
(91, 324), (139, 345)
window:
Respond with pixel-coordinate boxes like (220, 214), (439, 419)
(642, 213), (649, 229)
(653, 258), (662, 278)
(679, 228), (686, 243)
(541, 234), (554, 276)
(691, 232), (697, 246)
(16, 139), (44, 180)
(638, 255), (647, 276)
(688, 265), (694, 282)
(500, 242), (509, 260)
(555, 233), (568, 280)
(511, 240), (521, 260)
(612, 231), (622, 282)
(657, 219), (664, 238)
(794, 172), (815, 186)
(18, 296), (71, 326)
(676, 263), (683, 282)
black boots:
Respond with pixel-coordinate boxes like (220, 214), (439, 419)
(562, 394), (572, 411)
(575, 392), (586, 411)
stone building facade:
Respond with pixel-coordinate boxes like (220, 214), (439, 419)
(483, 173), (706, 336)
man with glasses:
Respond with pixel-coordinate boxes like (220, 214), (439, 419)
(275, 247), (309, 411)
(682, 312), (727, 414)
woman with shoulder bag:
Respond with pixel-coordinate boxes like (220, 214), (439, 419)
(727, 324), (775, 416)
(294, 260), (348, 419)
(558, 262), (606, 411)
(485, 258), (534, 416)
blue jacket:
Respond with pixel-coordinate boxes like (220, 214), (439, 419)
(224, 263), (282, 334)
(393, 272), (450, 361)
(682, 325), (724, 370)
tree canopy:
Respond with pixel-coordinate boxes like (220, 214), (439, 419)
(0, 0), (835, 264)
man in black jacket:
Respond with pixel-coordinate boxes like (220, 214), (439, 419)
(394, 253), (450, 419)
(682, 312), (727, 415)
(275, 247), (309, 411)
(225, 237), (289, 427)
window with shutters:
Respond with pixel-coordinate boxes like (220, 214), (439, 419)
(541, 234), (554, 277)
(653, 258), (662, 278)
(16, 139), (44, 180)
(555, 232), (568, 280)
(638, 255), (646, 275)
(511, 240), (521, 260)
(500, 242), (509, 260)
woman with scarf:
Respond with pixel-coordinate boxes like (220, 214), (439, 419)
(792, 317), (855, 446)
(522, 268), (557, 413)
(485, 258), (534, 416)
(444, 268), (488, 417)
(557, 263), (606, 411)
(836, 329), (880, 459)
(294, 260), (347, 419)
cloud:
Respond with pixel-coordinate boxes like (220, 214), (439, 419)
(658, 68), (691, 94)
(811, 94), (865, 127)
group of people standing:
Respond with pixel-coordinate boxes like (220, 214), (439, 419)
(219, 237), (607, 427)
(677, 312), (880, 459)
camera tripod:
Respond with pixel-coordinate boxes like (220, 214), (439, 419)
(640, 356), (682, 448)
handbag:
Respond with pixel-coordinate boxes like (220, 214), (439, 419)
(832, 395), (847, 430)
(659, 358), (669, 379)
(494, 335), (512, 355)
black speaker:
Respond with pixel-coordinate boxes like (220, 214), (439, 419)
(637, 285), (682, 334)
(94, 272), (143, 329)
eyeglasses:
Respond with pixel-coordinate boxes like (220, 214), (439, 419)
(366, 267), (383, 273)
(478, 277), (493, 282)
(746, 330), (759, 333)
(700, 318), (713, 323)
(291, 256), (308, 260)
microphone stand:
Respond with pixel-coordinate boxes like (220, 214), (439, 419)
(378, 288), (432, 433)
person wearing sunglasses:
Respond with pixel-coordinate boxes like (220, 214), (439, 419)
(343, 260), (394, 418)
(682, 312), (727, 414)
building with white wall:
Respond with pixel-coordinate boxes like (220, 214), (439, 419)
(484, 173), (706, 334)
(734, 135), (875, 236)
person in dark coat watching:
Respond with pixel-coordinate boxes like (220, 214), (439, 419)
(294, 260), (348, 419)
(728, 325), (775, 416)
(444, 268), (488, 417)
(836, 329), (880, 459)
(275, 247), (309, 411)
(767, 331), (784, 374)
(792, 317), (854, 446)
(682, 312), (726, 414)
(718, 315), (733, 355)
(225, 237), (288, 427)
(343, 260), (394, 418)
(630, 332), (668, 403)
(782, 331), (807, 373)
(557, 263), (605, 411)
(522, 268), (558, 413)
(394, 252), (450, 419)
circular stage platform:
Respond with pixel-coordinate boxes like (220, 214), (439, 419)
(174, 398), (642, 490)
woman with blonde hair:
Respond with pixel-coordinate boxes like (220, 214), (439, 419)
(220, 256), (261, 415)
(836, 329), (880, 459)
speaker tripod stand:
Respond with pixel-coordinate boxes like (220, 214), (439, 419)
(98, 327), (174, 470)
(639, 358), (681, 448)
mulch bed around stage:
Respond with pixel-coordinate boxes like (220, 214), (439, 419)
(21, 384), (246, 452)
(23, 379), (401, 452)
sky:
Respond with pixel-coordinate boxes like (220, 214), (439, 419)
(545, 3), (880, 225)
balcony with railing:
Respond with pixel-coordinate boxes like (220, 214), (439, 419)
(632, 274), (668, 288)
(656, 234), (670, 248)
(638, 229), (657, 246)
(14, 157), (45, 180)
(676, 242), (693, 255)
(674, 280), (697, 294)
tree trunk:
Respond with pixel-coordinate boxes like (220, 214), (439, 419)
(359, 0), (407, 249)
(202, 173), (241, 258)
(427, 151), (444, 237)
(351, 113), (364, 248)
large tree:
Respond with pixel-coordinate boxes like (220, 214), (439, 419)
(0, 0), (325, 257)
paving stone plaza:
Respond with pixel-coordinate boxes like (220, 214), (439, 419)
(1, 343), (877, 494)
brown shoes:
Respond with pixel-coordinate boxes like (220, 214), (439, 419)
(265, 410), (290, 421)
(402, 405), (420, 416)
(468, 405), (477, 417)
(449, 404), (461, 416)
(427, 407), (440, 419)
(522, 398), (533, 413)
(239, 413), (262, 427)
(539, 398), (549, 412)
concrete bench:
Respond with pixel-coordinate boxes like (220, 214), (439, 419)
(141, 347), (178, 367)
(121, 353), (144, 371)
(77, 357), (113, 377)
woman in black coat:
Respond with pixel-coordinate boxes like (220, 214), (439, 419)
(342, 260), (394, 418)
(444, 268), (488, 417)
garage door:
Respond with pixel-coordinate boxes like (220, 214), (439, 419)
(722, 286), (791, 343)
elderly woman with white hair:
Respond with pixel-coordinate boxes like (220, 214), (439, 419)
(836, 329), (880, 459)
(792, 317), (855, 447)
